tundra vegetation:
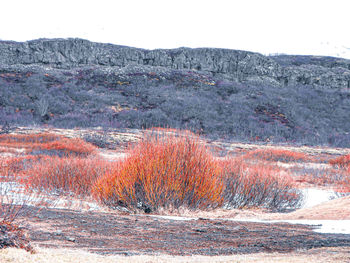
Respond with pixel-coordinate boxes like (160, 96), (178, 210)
(0, 129), (349, 254)
(0, 130), (302, 215)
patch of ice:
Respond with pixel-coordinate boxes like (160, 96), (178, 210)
(300, 188), (338, 208)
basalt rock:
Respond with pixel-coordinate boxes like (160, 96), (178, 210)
(1, 38), (349, 89)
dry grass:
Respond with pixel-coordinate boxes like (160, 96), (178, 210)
(242, 149), (311, 163)
(1, 247), (349, 263)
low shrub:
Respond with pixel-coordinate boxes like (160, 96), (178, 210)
(93, 129), (224, 212)
(329, 154), (350, 169)
(329, 154), (350, 193)
(243, 149), (310, 163)
(0, 156), (40, 179)
(221, 158), (301, 210)
(0, 221), (33, 252)
(29, 137), (97, 157)
(0, 133), (60, 145)
(10, 129), (302, 213)
(0, 133), (97, 157)
(21, 156), (114, 197)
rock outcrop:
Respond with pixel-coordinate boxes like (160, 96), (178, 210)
(1, 38), (349, 89)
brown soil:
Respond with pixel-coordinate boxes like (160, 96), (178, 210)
(14, 206), (350, 256)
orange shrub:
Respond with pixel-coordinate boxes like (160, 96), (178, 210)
(21, 156), (114, 197)
(0, 133), (61, 145)
(94, 129), (224, 212)
(221, 158), (301, 210)
(0, 156), (40, 179)
(243, 149), (310, 163)
(30, 137), (97, 156)
(329, 154), (350, 169)
(0, 133), (96, 157)
(329, 154), (350, 193)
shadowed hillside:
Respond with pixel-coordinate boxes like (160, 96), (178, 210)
(0, 38), (349, 146)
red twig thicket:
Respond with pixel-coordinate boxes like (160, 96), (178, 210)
(220, 158), (301, 210)
(94, 130), (224, 212)
(329, 154), (350, 193)
(0, 221), (34, 252)
(0, 133), (96, 157)
(1, 130), (302, 215)
(94, 129), (301, 212)
(0, 133), (97, 222)
(21, 156), (115, 197)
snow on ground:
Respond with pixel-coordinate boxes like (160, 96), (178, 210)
(0, 181), (103, 212)
(99, 151), (126, 160)
(150, 215), (197, 221)
(300, 188), (339, 208)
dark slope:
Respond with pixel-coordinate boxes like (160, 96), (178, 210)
(0, 38), (349, 146)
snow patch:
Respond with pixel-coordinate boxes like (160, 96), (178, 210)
(0, 181), (103, 211)
(151, 215), (196, 221)
(300, 188), (338, 208)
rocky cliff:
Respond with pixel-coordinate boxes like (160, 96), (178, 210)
(1, 38), (349, 89)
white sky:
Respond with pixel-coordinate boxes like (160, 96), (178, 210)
(1, 0), (350, 58)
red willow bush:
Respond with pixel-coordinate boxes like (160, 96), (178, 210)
(0, 156), (40, 179)
(0, 133), (60, 145)
(220, 158), (301, 210)
(94, 129), (301, 212)
(329, 154), (350, 169)
(0, 221), (34, 252)
(93, 129), (224, 212)
(28, 137), (97, 157)
(0, 133), (96, 157)
(329, 154), (350, 193)
(21, 156), (115, 197)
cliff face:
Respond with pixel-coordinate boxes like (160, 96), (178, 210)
(1, 38), (349, 89)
